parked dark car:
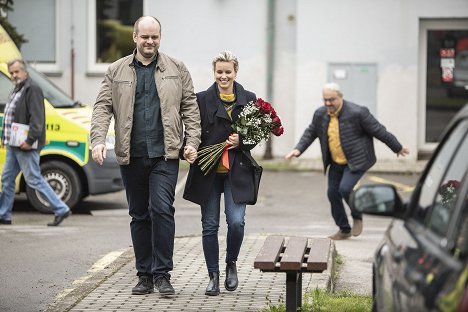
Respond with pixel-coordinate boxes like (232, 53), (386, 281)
(351, 104), (468, 312)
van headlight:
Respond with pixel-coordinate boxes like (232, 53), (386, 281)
(105, 135), (115, 150)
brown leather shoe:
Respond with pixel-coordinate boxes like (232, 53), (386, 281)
(328, 230), (352, 240)
(352, 219), (363, 236)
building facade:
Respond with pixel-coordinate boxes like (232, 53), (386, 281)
(7, 0), (468, 160)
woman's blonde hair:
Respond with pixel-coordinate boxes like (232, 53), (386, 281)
(212, 51), (239, 72)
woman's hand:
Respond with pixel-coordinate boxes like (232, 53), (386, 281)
(226, 133), (239, 149)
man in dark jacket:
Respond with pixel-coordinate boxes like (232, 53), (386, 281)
(0, 59), (71, 226)
(286, 82), (409, 240)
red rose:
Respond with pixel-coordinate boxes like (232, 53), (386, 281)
(272, 116), (281, 126)
(254, 98), (265, 109)
(271, 109), (277, 118)
(447, 180), (461, 188)
(272, 125), (284, 136)
(261, 101), (273, 113)
(255, 98), (273, 113)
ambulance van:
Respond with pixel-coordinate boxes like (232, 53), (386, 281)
(0, 25), (123, 213)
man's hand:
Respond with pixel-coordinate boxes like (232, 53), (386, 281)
(92, 144), (107, 165)
(397, 147), (410, 157)
(285, 149), (301, 160)
(19, 141), (32, 150)
(183, 145), (197, 164)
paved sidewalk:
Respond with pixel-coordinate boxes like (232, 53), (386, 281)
(47, 235), (334, 312)
(44, 159), (424, 311)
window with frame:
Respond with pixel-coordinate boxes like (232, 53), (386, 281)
(414, 119), (468, 234)
(0, 72), (15, 113)
(95, 0), (143, 64)
(8, 0), (56, 63)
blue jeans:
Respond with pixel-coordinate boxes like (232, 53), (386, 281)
(327, 162), (365, 232)
(0, 146), (69, 221)
(120, 157), (178, 279)
(201, 174), (246, 273)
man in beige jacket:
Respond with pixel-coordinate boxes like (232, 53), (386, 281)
(91, 16), (201, 297)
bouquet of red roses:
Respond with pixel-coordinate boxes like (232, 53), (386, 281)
(197, 98), (284, 175)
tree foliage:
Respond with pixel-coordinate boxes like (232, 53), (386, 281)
(0, 0), (27, 49)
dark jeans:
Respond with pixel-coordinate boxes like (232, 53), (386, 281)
(327, 162), (365, 232)
(120, 157), (179, 279)
(201, 174), (246, 273)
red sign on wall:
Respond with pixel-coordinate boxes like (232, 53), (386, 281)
(441, 67), (454, 82)
(440, 48), (455, 58)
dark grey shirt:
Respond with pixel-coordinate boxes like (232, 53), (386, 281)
(130, 56), (165, 157)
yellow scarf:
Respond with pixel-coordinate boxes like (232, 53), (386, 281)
(327, 105), (347, 165)
(217, 93), (236, 173)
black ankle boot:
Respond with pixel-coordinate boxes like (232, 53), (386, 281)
(205, 272), (220, 296)
(225, 261), (238, 291)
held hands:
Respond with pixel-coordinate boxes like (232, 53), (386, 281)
(184, 145), (197, 164)
(226, 133), (239, 149)
(397, 147), (410, 157)
(285, 149), (301, 160)
(92, 144), (107, 166)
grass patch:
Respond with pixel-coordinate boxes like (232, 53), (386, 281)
(332, 253), (343, 287)
(260, 288), (372, 312)
(260, 252), (372, 312)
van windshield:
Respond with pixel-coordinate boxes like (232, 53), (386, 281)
(27, 65), (77, 108)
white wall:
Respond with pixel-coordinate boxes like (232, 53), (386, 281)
(35, 0), (468, 159)
(295, 0), (468, 161)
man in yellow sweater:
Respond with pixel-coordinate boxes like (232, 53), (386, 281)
(286, 82), (409, 240)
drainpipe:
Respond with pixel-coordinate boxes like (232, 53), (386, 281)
(70, 0), (75, 99)
(263, 0), (275, 160)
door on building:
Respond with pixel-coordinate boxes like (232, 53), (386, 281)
(328, 63), (377, 115)
(419, 19), (468, 149)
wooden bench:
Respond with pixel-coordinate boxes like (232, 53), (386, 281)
(254, 236), (332, 312)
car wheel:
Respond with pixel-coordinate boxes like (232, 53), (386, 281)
(26, 160), (82, 214)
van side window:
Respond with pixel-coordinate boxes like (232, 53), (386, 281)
(414, 120), (468, 225)
(0, 72), (15, 113)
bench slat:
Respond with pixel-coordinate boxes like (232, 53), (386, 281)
(307, 238), (331, 272)
(280, 237), (308, 270)
(254, 236), (285, 270)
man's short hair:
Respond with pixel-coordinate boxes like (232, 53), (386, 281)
(7, 59), (27, 71)
(212, 51), (239, 72)
(134, 16), (161, 34)
(323, 82), (343, 97)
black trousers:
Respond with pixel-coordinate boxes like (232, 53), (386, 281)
(120, 157), (179, 279)
(327, 162), (364, 232)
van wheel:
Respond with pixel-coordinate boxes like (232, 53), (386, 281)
(26, 161), (82, 214)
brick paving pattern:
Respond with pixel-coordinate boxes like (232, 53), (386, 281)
(71, 235), (329, 312)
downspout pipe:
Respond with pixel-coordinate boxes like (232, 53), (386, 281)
(263, 0), (275, 159)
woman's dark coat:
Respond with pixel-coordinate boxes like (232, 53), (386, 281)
(183, 81), (257, 206)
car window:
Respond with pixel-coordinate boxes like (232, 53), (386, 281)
(453, 196), (468, 259)
(0, 72), (15, 113)
(427, 132), (467, 237)
(414, 119), (468, 227)
(27, 65), (76, 108)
